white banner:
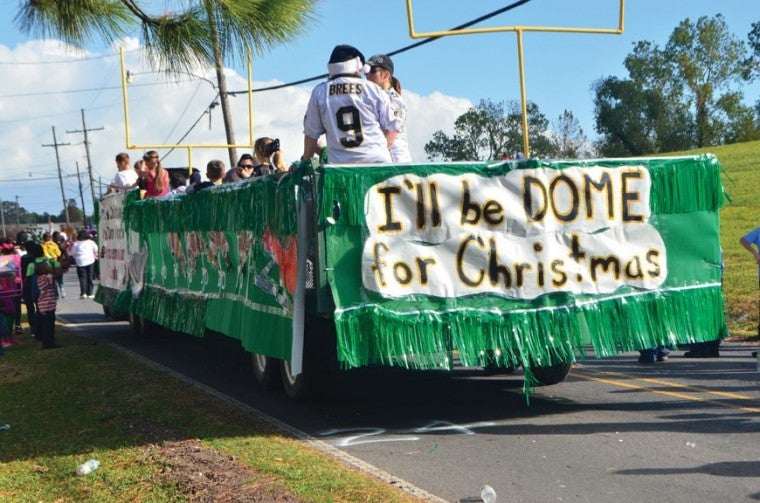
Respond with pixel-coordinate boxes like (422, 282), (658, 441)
(362, 167), (666, 299)
(99, 193), (129, 290)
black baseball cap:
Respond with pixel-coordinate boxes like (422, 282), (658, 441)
(367, 54), (394, 74)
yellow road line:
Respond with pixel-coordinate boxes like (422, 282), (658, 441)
(573, 370), (760, 414)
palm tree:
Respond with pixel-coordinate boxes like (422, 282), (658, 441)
(15, 0), (317, 167)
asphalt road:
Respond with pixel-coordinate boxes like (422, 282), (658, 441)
(56, 274), (760, 503)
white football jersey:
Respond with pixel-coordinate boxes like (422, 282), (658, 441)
(386, 88), (411, 163)
(303, 75), (401, 164)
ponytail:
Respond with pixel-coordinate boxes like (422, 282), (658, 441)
(391, 76), (402, 95)
(154, 163), (166, 193)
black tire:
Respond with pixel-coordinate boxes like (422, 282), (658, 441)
(280, 316), (337, 402)
(129, 313), (145, 337)
(482, 349), (518, 375)
(531, 361), (572, 386)
(129, 313), (161, 338)
(251, 353), (282, 391)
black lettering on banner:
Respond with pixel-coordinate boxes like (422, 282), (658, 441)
(487, 237), (512, 287)
(549, 174), (579, 222)
(393, 261), (413, 285)
(645, 249), (661, 276)
(377, 186), (402, 232)
(370, 241), (390, 286)
(415, 257), (436, 285)
(456, 234), (485, 287)
(621, 171), (644, 222)
(523, 175), (547, 222)
(458, 180), (504, 227)
(550, 259), (567, 287)
(624, 256), (644, 279)
(584, 171), (613, 219)
(590, 256), (621, 281)
(514, 262), (532, 288)
(460, 180), (480, 225)
(429, 182), (441, 227)
(336, 105), (364, 148)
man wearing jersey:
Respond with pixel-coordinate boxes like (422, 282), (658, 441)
(302, 44), (401, 164)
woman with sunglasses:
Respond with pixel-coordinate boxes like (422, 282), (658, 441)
(366, 54), (411, 163)
(140, 151), (169, 197)
(223, 153), (257, 183)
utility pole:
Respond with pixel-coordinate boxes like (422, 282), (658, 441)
(0, 197), (6, 238)
(42, 126), (71, 228)
(67, 109), (104, 206)
(76, 161), (87, 226)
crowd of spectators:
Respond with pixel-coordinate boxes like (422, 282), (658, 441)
(0, 227), (99, 353)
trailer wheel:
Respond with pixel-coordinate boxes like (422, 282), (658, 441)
(482, 350), (518, 375)
(280, 359), (316, 402)
(251, 353), (282, 391)
(129, 314), (159, 338)
(280, 316), (337, 402)
(530, 361), (572, 386)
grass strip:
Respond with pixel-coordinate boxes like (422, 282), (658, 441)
(0, 328), (419, 502)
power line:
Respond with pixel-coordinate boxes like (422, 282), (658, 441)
(0, 48), (140, 65)
(0, 79), (194, 99)
(162, 0), (534, 154)
(228, 0), (533, 96)
(0, 174), (79, 183)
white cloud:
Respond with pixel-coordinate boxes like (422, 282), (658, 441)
(0, 41), (472, 216)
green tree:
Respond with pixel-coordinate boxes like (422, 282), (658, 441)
(424, 99), (554, 161)
(551, 109), (590, 158)
(15, 0), (316, 167)
(743, 21), (760, 80)
(59, 199), (83, 224)
(594, 14), (756, 153)
(593, 76), (693, 156)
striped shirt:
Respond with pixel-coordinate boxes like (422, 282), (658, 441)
(36, 274), (57, 313)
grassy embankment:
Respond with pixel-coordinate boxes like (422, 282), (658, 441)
(0, 334), (418, 502)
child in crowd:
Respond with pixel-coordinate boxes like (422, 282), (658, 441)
(187, 160), (225, 193)
(34, 260), (60, 349)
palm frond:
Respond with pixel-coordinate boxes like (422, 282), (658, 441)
(140, 6), (214, 71)
(15, 0), (134, 46)
(212, 0), (318, 63)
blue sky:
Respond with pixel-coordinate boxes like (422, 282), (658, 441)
(0, 0), (757, 217)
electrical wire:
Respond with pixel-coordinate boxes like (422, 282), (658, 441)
(0, 79), (196, 99)
(163, 1), (533, 151)
(228, 0), (533, 96)
(0, 48), (140, 65)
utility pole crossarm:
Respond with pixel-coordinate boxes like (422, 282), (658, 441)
(67, 109), (104, 207)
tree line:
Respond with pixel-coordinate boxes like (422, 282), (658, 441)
(426, 15), (760, 161)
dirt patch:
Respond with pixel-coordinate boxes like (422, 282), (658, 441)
(149, 439), (304, 502)
(123, 415), (303, 502)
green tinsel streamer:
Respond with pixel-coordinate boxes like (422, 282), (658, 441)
(133, 286), (208, 338)
(95, 286), (133, 314)
(124, 175), (299, 236)
(333, 285), (723, 371)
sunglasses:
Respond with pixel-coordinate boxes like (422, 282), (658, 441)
(143, 156), (159, 161)
(239, 164), (254, 169)
(369, 67), (384, 74)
